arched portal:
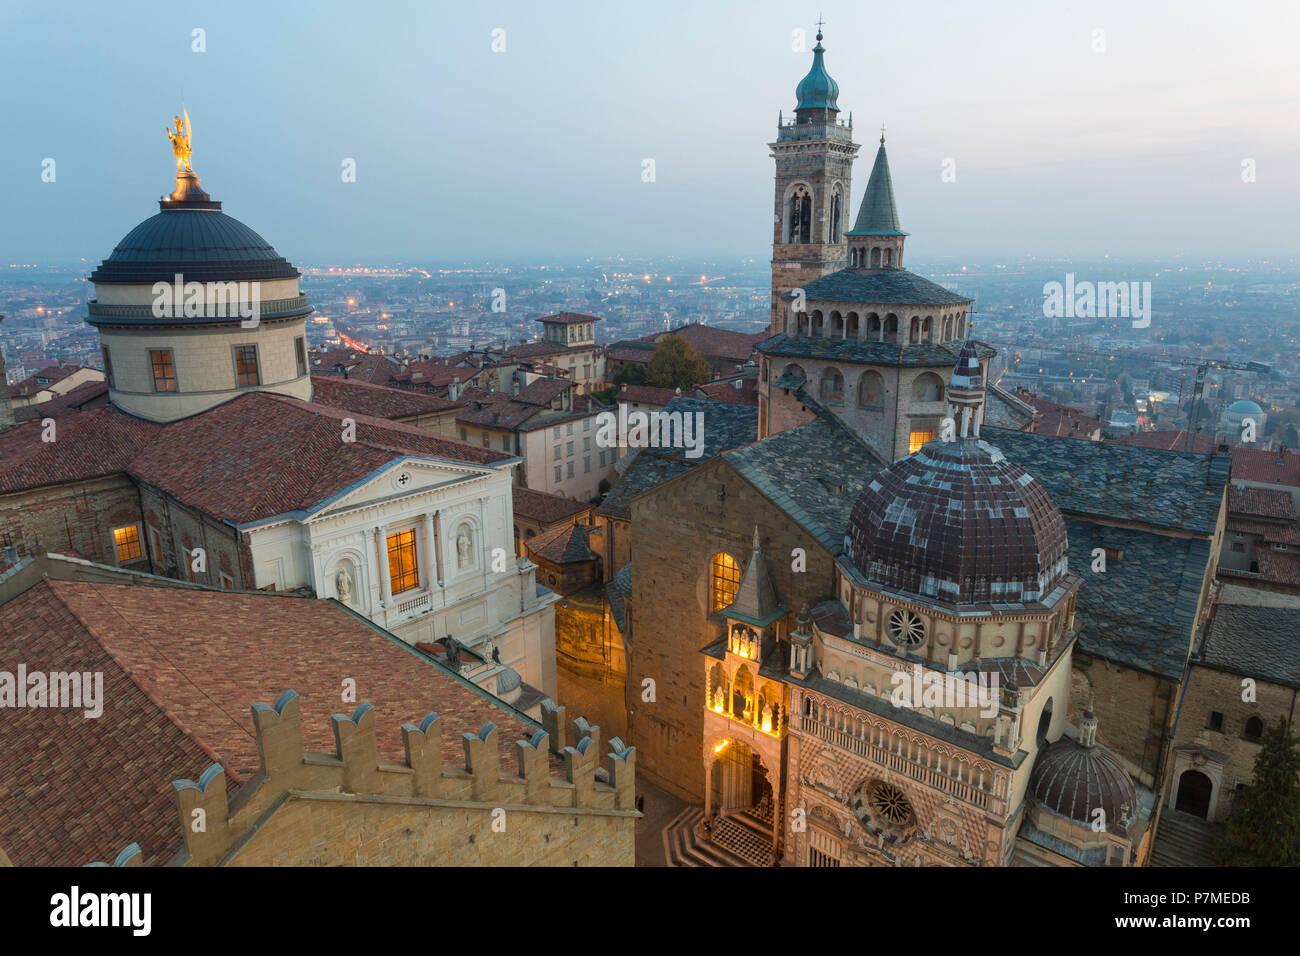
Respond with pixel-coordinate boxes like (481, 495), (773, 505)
(1175, 770), (1213, 819)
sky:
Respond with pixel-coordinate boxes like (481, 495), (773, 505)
(1, 0), (1298, 264)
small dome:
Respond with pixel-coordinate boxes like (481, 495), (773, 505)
(1228, 399), (1262, 415)
(795, 33), (840, 111)
(846, 439), (1070, 604)
(1031, 715), (1136, 832)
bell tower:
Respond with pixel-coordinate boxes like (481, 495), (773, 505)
(768, 28), (860, 336)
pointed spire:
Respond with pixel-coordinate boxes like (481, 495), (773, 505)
(848, 138), (903, 235)
(722, 526), (782, 625)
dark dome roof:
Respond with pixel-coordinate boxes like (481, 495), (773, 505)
(846, 438), (1070, 605)
(90, 176), (299, 284)
(1031, 723), (1137, 832)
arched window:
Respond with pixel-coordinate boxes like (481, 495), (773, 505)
(829, 185), (843, 243)
(781, 363), (806, 387)
(882, 248), (893, 266)
(820, 367), (844, 404)
(846, 312), (860, 339)
(871, 247), (882, 268)
(1244, 716), (1264, 742)
(810, 311), (825, 337)
(858, 370), (885, 408)
(884, 314), (899, 343)
(786, 185), (812, 244)
(710, 552), (741, 613)
(831, 311), (844, 338)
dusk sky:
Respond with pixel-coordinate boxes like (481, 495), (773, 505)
(2, 0), (1298, 264)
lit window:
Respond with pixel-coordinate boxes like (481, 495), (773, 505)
(710, 552), (741, 613)
(150, 349), (177, 392)
(908, 429), (935, 454)
(235, 345), (261, 387)
(386, 529), (419, 595)
(113, 526), (141, 563)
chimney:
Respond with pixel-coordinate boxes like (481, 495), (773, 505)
(0, 316), (14, 432)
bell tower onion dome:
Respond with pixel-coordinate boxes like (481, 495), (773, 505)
(844, 341), (1070, 605)
(794, 30), (840, 114)
(86, 112), (314, 424)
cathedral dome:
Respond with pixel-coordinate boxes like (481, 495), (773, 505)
(89, 172), (299, 285)
(1030, 713), (1136, 831)
(795, 32), (840, 111)
(845, 342), (1070, 605)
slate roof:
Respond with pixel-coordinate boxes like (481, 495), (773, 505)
(606, 563), (632, 635)
(1196, 604), (1300, 687)
(0, 576), (544, 867)
(758, 333), (993, 369)
(779, 269), (970, 307)
(984, 427), (1231, 535)
(308, 374), (459, 419)
(1113, 429), (1218, 454)
(847, 142), (903, 235)
(1066, 521), (1212, 677)
(596, 398), (758, 519)
(724, 414), (884, 552)
(526, 523), (600, 565)
(983, 385), (1037, 431)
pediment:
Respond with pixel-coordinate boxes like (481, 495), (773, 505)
(307, 456), (495, 520)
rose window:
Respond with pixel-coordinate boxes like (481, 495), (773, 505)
(887, 609), (925, 647)
(870, 783), (915, 826)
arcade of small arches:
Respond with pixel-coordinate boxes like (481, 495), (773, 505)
(790, 308), (967, 345)
(847, 245), (899, 268)
(782, 364), (944, 410)
(797, 693), (1004, 808)
(707, 659), (785, 737)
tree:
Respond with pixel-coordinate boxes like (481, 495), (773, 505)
(1217, 717), (1300, 866)
(645, 335), (710, 391)
(611, 363), (647, 387)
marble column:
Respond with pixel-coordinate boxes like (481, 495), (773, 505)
(376, 524), (392, 605)
(424, 512), (438, 589)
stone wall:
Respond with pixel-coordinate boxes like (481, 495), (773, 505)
(0, 474), (146, 569)
(1070, 652), (1176, 789)
(626, 457), (838, 800)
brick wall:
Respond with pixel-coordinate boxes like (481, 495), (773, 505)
(0, 475), (145, 569)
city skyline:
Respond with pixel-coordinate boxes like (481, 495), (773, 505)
(2, 0), (1299, 264)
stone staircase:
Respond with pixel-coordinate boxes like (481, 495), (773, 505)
(662, 807), (775, 867)
(1149, 810), (1222, 867)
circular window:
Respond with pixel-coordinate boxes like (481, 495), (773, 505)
(871, 783), (915, 826)
(852, 779), (918, 844)
(887, 609), (926, 647)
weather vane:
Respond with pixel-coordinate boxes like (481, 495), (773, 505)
(166, 108), (193, 172)
(880, 123), (887, 145)
(816, 14), (825, 34)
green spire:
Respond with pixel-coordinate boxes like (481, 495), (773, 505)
(847, 137), (905, 235)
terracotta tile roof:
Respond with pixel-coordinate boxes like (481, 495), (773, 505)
(604, 342), (657, 364)
(309, 374), (459, 419)
(511, 486), (591, 523)
(617, 384), (681, 406)
(127, 393), (511, 524)
(503, 341), (572, 361)
(694, 375), (759, 406)
(526, 523), (601, 565)
(7, 364), (88, 399)
(0, 392), (510, 522)
(656, 324), (765, 363)
(0, 578), (545, 867)
(1015, 392), (1104, 439)
(1232, 446), (1300, 487)
(13, 379), (110, 422)
(1228, 486), (1298, 520)
(535, 311), (602, 325)
(1255, 548), (1300, 586)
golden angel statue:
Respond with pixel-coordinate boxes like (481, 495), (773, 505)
(166, 109), (193, 172)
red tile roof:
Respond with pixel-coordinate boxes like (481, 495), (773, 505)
(1255, 548), (1300, 586)
(0, 392), (511, 523)
(1017, 393), (1104, 439)
(13, 379), (111, 422)
(7, 364), (88, 399)
(617, 384), (681, 406)
(654, 325), (765, 363)
(309, 374), (459, 420)
(511, 486), (591, 524)
(0, 578), (543, 867)
(535, 311), (602, 325)
(1232, 447), (1300, 488)
(1228, 486), (1298, 520)
(694, 376), (759, 406)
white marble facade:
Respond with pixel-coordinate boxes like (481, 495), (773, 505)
(243, 455), (558, 701)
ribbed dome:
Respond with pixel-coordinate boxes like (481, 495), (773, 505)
(1031, 719), (1136, 831)
(90, 173), (299, 284)
(846, 438), (1070, 605)
(795, 33), (840, 112)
